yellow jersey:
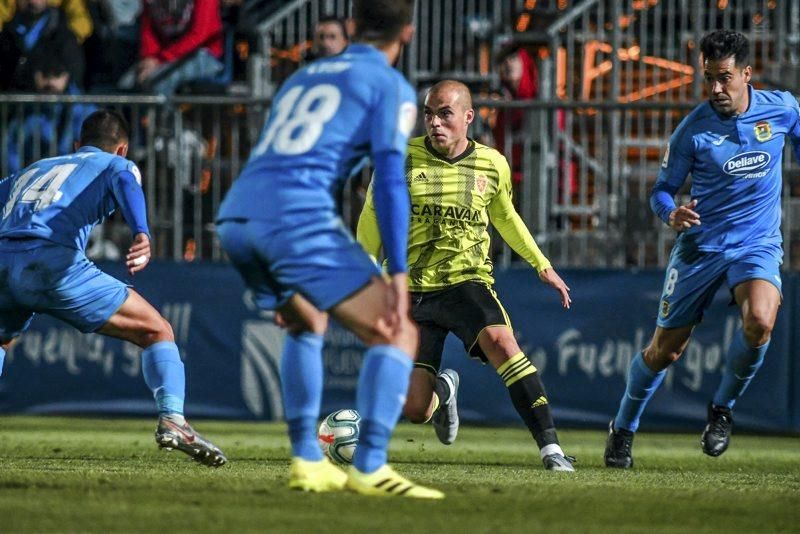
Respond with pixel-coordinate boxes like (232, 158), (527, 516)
(357, 136), (551, 292)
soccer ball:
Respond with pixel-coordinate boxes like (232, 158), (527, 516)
(318, 409), (361, 464)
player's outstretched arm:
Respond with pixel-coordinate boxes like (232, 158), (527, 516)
(486, 185), (570, 308)
(668, 199), (701, 231)
(126, 232), (151, 275)
(486, 157), (554, 274)
(538, 268), (571, 309)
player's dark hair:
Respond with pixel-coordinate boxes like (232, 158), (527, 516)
(79, 109), (130, 151)
(317, 14), (347, 37)
(699, 30), (750, 67)
(353, 0), (415, 43)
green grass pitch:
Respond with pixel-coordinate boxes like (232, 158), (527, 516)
(0, 416), (797, 533)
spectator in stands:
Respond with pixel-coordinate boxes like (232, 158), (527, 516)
(493, 45), (539, 186)
(307, 15), (348, 61)
(5, 51), (95, 172)
(118, 0), (224, 95)
(494, 45), (576, 207)
(0, 0), (85, 90)
(0, 0), (92, 42)
(84, 0), (141, 90)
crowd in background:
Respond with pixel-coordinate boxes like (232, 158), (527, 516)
(0, 0), (549, 261)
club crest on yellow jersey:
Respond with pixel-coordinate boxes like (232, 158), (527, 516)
(475, 173), (488, 195)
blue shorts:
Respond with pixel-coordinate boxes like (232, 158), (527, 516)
(216, 217), (382, 311)
(0, 240), (129, 340)
(656, 240), (783, 329)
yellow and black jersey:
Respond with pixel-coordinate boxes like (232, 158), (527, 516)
(357, 136), (551, 292)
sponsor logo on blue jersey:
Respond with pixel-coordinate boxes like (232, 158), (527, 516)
(723, 151), (771, 176)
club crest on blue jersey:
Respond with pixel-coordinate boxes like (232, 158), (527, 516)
(754, 120), (772, 142)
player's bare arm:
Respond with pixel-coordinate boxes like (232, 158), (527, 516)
(668, 198), (700, 231)
(126, 232), (151, 275)
(538, 268), (572, 309)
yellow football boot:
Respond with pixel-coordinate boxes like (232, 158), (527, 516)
(345, 464), (444, 499)
(288, 457), (347, 492)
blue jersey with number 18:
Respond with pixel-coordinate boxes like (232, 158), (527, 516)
(216, 44), (417, 224)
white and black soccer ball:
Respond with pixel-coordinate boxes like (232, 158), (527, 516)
(318, 409), (361, 465)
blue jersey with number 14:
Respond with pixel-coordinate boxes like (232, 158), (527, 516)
(217, 44), (417, 223)
(0, 146), (149, 251)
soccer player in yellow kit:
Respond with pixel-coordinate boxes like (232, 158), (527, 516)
(357, 80), (574, 470)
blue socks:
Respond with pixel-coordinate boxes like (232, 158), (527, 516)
(614, 329), (769, 431)
(281, 332), (325, 461)
(713, 330), (768, 409)
(353, 345), (413, 474)
(141, 341), (186, 415)
(615, 352), (667, 432)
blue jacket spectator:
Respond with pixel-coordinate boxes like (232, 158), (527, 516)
(0, 0), (84, 90)
(6, 55), (95, 173)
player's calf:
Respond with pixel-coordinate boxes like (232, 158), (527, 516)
(403, 367), (437, 424)
(403, 400), (432, 424)
(494, 352), (570, 466)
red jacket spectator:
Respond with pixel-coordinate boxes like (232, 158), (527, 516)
(494, 46), (575, 201)
(493, 47), (539, 184)
(140, 0), (223, 63)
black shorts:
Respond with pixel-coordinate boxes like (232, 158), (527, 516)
(410, 281), (511, 374)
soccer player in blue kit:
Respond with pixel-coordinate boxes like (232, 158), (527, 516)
(605, 30), (800, 468)
(215, 0), (443, 498)
(0, 110), (226, 467)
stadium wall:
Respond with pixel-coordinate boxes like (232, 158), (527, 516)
(1, 264), (798, 433)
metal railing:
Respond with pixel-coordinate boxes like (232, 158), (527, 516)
(470, 97), (800, 270)
(1, 94), (267, 263)
(248, 0), (522, 96)
(534, 0), (800, 267)
(2, 94), (798, 270)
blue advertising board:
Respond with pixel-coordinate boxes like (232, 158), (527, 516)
(1, 264), (797, 432)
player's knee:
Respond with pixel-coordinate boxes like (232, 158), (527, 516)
(299, 312), (328, 335)
(138, 316), (174, 347)
(742, 314), (773, 347)
(160, 317), (175, 341)
(362, 316), (418, 357)
(643, 343), (681, 369)
(479, 328), (518, 360)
